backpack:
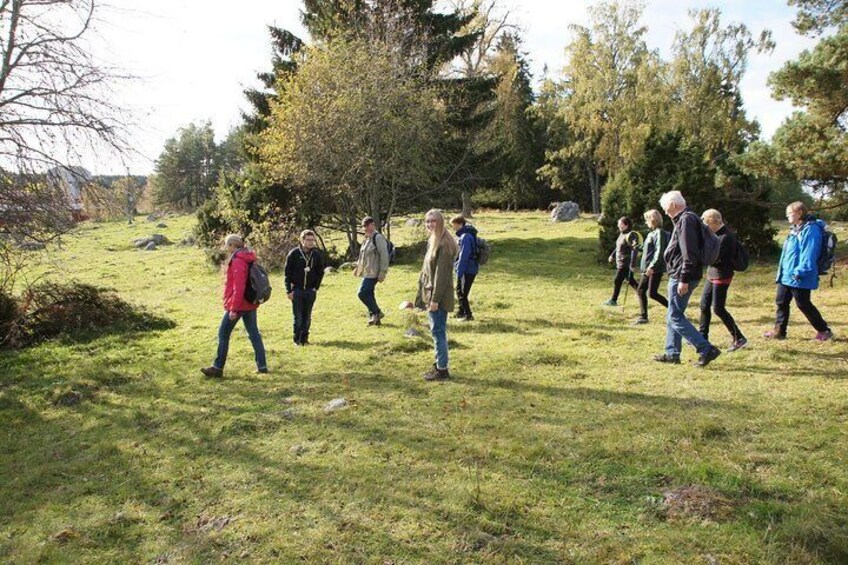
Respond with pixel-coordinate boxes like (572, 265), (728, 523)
(817, 225), (837, 275)
(695, 214), (720, 266)
(377, 233), (396, 265)
(475, 237), (490, 266)
(732, 236), (750, 272)
(244, 262), (272, 305)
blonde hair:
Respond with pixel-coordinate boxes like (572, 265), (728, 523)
(701, 209), (723, 225)
(644, 209), (663, 229)
(224, 234), (244, 248)
(424, 209), (459, 263)
(787, 201), (807, 215)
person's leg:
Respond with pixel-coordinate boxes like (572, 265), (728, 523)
(791, 288), (831, 333)
(611, 267), (627, 302)
(213, 311), (239, 369)
(666, 279), (711, 356)
(712, 283), (744, 342)
(773, 284), (793, 336)
(455, 276), (466, 317)
(429, 308), (449, 369)
(627, 269), (638, 289)
(463, 273), (476, 318)
(636, 274), (649, 320)
(649, 273), (668, 308)
(357, 277), (379, 317)
(301, 288), (317, 343)
(664, 279), (683, 357)
(241, 309), (267, 371)
(292, 288), (304, 344)
(699, 280), (714, 340)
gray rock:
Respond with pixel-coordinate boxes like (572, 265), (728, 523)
(404, 327), (423, 338)
(324, 398), (348, 413)
(550, 201), (580, 222)
(324, 266), (336, 274)
(146, 213), (161, 222)
(281, 409), (296, 420)
(338, 262), (356, 271)
(144, 242), (157, 251)
(405, 218), (422, 227)
(150, 234), (170, 245)
(133, 237), (151, 248)
(156, 222), (168, 228)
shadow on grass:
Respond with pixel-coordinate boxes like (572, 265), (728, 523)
(481, 236), (607, 282)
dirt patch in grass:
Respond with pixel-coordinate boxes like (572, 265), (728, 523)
(661, 485), (734, 522)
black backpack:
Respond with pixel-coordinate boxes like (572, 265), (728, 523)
(242, 258), (272, 305)
(817, 226), (838, 275)
(732, 236), (750, 272)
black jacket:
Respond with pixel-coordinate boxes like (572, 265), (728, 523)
(284, 247), (325, 292)
(707, 225), (736, 280)
(663, 208), (703, 284)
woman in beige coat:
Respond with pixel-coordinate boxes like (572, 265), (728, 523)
(416, 209), (459, 381)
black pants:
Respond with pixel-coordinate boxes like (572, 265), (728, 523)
(774, 283), (830, 335)
(292, 287), (317, 344)
(456, 273), (476, 317)
(699, 280), (744, 342)
(611, 267), (638, 302)
(636, 272), (668, 320)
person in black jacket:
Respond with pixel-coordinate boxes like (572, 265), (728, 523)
(698, 209), (747, 352)
(603, 217), (640, 306)
(654, 191), (721, 367)
(284, 230), (325, 345)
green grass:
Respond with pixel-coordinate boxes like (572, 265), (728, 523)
(1, 212), (847, 563)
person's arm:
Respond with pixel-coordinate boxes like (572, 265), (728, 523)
(375, 234), (389, 280)
(646, 231), (661, 271)
(430, 249), (454, 308)
(456, 234), (471, 278)
(795, 223), (823, 279)
(678, 214), (700, 284)
(284, 250), (296, 293)
(230, 258), (249, 310)
(314, 251), (325, 290)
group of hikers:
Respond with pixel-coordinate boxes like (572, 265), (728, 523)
(200, 190), (835, 379)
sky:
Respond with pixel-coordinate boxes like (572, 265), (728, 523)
(90, 0), (816, 175)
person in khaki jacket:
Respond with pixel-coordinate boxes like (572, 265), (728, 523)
(354, 216), (390, 326)
(415, 209), (459, 381)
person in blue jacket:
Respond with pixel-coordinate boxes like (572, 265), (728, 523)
(451, 215), (480, 321)
(764, 201), (833, 342)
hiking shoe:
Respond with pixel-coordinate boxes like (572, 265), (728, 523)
(814, 330), (833, 342)
(423, 365), (450, 381)
(257, 367), (269, 374)
(602, 299), (618, 307)
(368, 311), (385, 326)
(727, 337), (748, 352)
(633, 317), (648, 325)
(455, 313), (467, 321)
(695, 346), (721, 367)
(200, 366), (223, 378)
(459, 315), (474, 322)
(763, 328), (786, 340)
(653, 353), (680, 364)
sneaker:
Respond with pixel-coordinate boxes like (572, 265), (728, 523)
(200, 366), (223, 378)
(695, 346), (721, 367)
(763, 328), (786, 340)
(459, 315), (474, 322)
(423, 365), (450, 381)
(257, 367), (269, 374)
(727, 337), (748, 352)
(633, 317), (648, 325)
(368, 311), (385, 326)
(814, 330), (833, 342)
(455, 313), (467, 321)
(602, 299), (618, 307)
(653, 353), (680, 364)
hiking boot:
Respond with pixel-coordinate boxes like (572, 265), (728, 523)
(368, 311), (385, 326)
(602, 299), (618, 307)
(423, 364), (450, 381)
(633, 317), (648, 325)
(695, 346), (721, 367)
(814, 330), (833, 342)
(653, 353), (680, 364)
(459, 315), (474, 322)
(455, 313), (467, 321)
(727, 337), (748, 352)
(200, 366), (223, 378)
(763, 327), (786, 340)
(257, 367), (269, 374)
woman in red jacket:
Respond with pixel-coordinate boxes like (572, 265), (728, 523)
(201, 234), (268, 377)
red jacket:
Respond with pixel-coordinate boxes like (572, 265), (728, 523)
(223, 249), (259, 312)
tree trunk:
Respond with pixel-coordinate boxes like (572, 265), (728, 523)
(461, 191), (474, 218)
(587, 161), (600, 215)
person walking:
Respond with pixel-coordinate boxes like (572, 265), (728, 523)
(451, 214), (480, 321)
(284, 229), (325, 346)
(416, 209), (459, 381)
(634, 209), (669, 324)
(354, 217), (390, 326)
(653, 191), (721, 367)
(764, 201), (833, 341)
(201, 234), (268, 378)
(603, 217), (639, 306)
(698, 209), (747, 352)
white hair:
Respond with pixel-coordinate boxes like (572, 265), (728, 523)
(659, 191), (686, 210)
(224, 234), (244, 248)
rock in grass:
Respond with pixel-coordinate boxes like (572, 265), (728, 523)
(324, 266), (335, 274)
(144, 242), (157, 251)
(338, 262), (356, 271)
(156, 222), (168, 228)
(406, 218), (422, 227)
(289, 444), (306, 455)
(404, 327), (422, 338)
(550, 201), (580, 222)
(324, 398), (348, 413)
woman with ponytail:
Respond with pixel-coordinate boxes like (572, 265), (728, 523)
(416, 209), (459, 381)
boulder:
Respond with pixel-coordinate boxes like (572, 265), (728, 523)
(324, 398), (348, 413)
(144, 242), (157, 251)
(550, 201), (580, 222)
(404, 327), (423, 338)
(146, 213), (161, 222)
(405, 218), (422, 227)
(338, 262), (356, 271)
(133, 237), (151, 248)
(156, 222), (168, 228)
(150, 234), (170, 245)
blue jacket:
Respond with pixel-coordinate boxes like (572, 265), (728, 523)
(455, 225), (480, 278)
(777, 216), (825, 290)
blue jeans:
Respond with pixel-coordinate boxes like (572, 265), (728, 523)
(357, 277), (381, 316)
(665, 278), (711, 357)
(213, 310), (267, 370)
(292, 288), (317, 344)
(428, 308), (449, 369)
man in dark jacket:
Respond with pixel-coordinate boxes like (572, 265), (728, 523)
(451, 215), (480, 321)
(654, 191), (721, 367)
(284, 229), (325, 345)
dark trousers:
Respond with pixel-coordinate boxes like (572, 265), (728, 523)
(636, 272), (668, 320)
(292, 287), (317, 344)
(699, 280), (744, 342)
(456, 273), (476, 317)
(213, 310), (267, 371)
(357, 277), (381, 316)
(611, 266), (638, 302)
(774, 284), (830, 335)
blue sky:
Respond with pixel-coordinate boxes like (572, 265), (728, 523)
(93, 0), (816, 174)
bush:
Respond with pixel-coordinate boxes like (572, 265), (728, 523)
(2, 283), (174, 348)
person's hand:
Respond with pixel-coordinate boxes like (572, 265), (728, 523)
(287, 292), (294, 301)
(677, 282), (689, 296)
(429, 302), (439, 312)
(646, 267), (654, 277)
(228, 311), (238, 321)
(608, 256), (613, 264)
(378, 275), (386, 283)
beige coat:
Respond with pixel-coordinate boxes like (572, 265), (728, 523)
(354, 233), (389, 279)
(416, 244), (456, 312)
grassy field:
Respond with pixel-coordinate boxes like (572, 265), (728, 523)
(1, 211), (847, 563)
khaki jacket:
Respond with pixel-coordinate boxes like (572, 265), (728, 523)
(354, 233), (389, 279)
(416, 245), (456, 312)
